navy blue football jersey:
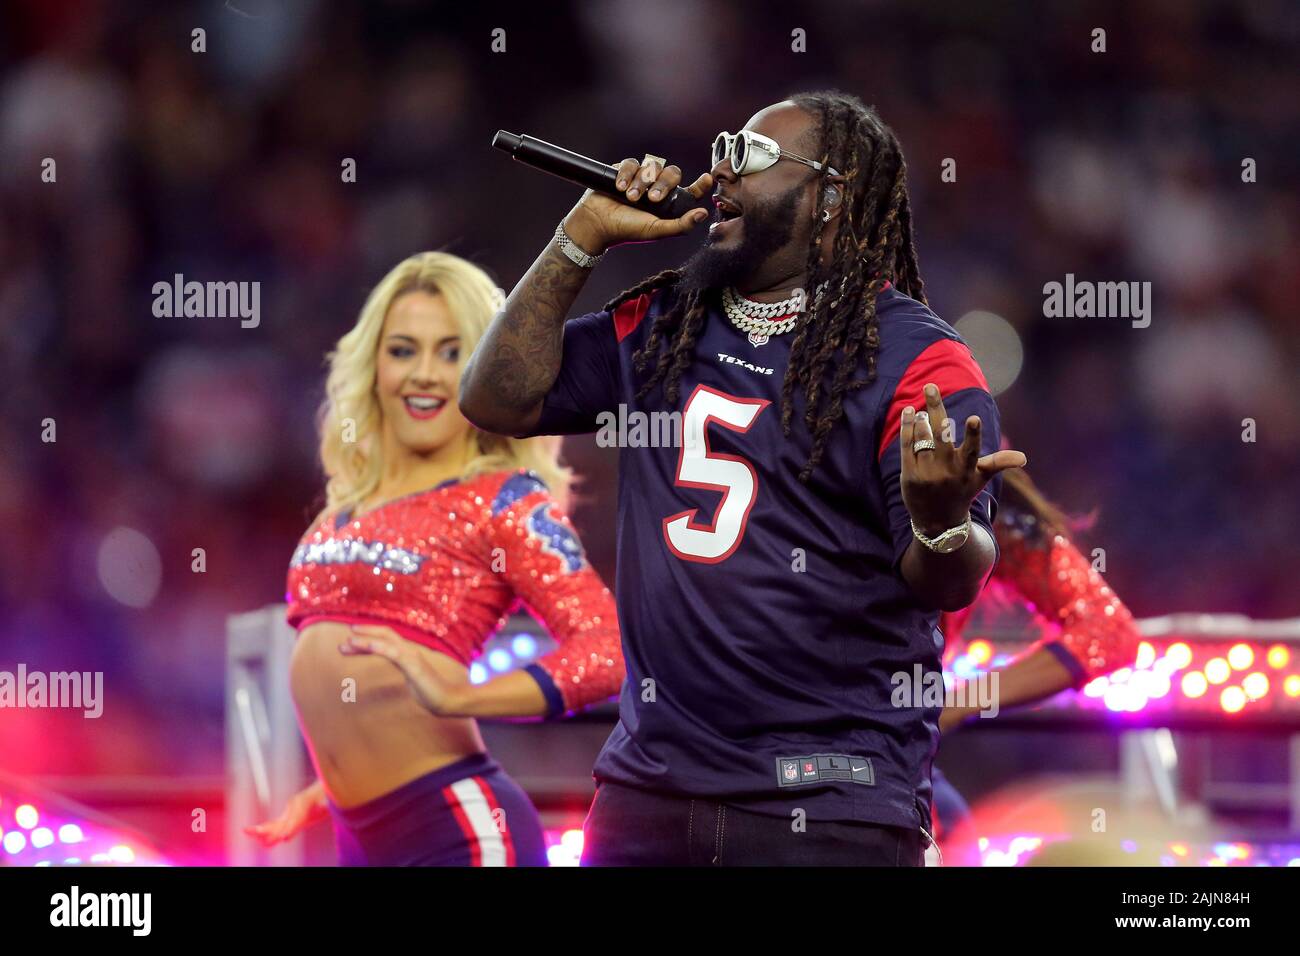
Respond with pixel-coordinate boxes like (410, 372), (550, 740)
(522, 281), (1002, 832)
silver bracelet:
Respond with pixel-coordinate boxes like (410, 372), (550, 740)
(554, 221), (603, 269)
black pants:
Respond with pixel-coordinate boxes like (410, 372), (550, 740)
(582, 780), (924, 866)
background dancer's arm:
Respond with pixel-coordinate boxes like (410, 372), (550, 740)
(244, 779), (329, 846)
(940, 521), (1141, 732)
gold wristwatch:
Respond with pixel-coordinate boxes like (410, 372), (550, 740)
(910, 514), (972, 553)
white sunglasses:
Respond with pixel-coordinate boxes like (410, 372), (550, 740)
(712, 130), (838, 177)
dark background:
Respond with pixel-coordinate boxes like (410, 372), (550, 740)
(0, 0), (1296, 830)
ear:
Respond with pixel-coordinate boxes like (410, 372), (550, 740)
(817, 175), (848, 224)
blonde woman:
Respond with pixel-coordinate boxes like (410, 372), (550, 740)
(246, 252), (623, 865)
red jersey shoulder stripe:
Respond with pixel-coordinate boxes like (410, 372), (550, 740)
(613, 291), (656, 342)
(877, 337), (990, 460)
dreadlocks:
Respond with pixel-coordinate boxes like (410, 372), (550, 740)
(605, 91), (926, 482)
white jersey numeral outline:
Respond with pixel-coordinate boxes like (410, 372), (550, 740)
(662, 384), (770, 563)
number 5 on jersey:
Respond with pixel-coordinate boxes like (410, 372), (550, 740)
(663, 384), (769, 564)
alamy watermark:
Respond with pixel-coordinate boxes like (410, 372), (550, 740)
(50, 886), (150, 936)
(0, 665), (103, 718)
(152, 273), (260, 328)
(596, 404), (697, 449)
(891, 665), (1000, 719)
(1043, 273), (1151, 328)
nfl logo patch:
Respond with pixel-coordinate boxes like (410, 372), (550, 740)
(747, 330), (769, 348)
(782, 760), (798, 782)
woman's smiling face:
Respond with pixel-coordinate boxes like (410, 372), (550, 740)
(374, 290), (473, 456)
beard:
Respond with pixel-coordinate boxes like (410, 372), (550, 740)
(678, 182), (804, 295)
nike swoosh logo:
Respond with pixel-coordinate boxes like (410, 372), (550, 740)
(851, 765), (868, 772)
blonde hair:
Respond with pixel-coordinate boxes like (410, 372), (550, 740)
(317, 251), (571, 513)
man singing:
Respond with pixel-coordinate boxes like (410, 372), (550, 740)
(461, 90), (1025, 865)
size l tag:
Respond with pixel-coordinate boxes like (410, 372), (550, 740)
(776, 753), (875, 788)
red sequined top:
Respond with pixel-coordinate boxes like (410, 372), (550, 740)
(285, 468), (624, 715)
(940, 509), (1140, 684)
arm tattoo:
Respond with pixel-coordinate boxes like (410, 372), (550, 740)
(463, 241), (592, 424)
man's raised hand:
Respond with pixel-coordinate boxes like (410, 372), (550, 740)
(899, 383), (1026, 535)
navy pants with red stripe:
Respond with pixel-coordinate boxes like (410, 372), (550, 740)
(327, 753), (547, 866)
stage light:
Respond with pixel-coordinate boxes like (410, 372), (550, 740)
(1227, 643), (1254, 670)
(1213, 842), (1248, 861)
(1220, 686), (1246, 714)
(511, 633), (538, 659)
(1267, 645), (1289, 669)
(487, 648), (513, 672)
(1135, 642), (1156, 669)
(968, 640), (992, 666)
(1181, 672), (1208, 698)
(1205, 658), (1230, 685)
(545, 844), (572, 867)
(545, 828), (585, 867)
(108, 845), (135, 863)
(1285, 675), (1300, 698)
(58, 824), (84, 844)
(1103, 683), (1146, 713)
(1007, 836), (1043, 862)
(3, 831), (26, 854)
(1170, 842), (1188, 857)
(468, 662), (488, 685)
(1166, 643), (1193, 669)
(63, 858), (81, 865)
(31, 827), (54, 849)
(14, 804), (38, 829)
(1083, 676), (1108, 698)
(1242, 672), (1269, 700)
(1128, 671), (1170, 707)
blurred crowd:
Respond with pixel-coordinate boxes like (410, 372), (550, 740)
(1, 0), (1296, 777)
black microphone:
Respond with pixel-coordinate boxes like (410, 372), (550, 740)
(491, 130), (701, 220)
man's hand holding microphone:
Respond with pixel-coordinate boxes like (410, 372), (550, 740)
(561, 155), (713, 260)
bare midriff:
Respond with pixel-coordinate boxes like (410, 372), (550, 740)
(290, 619), (485, 808)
